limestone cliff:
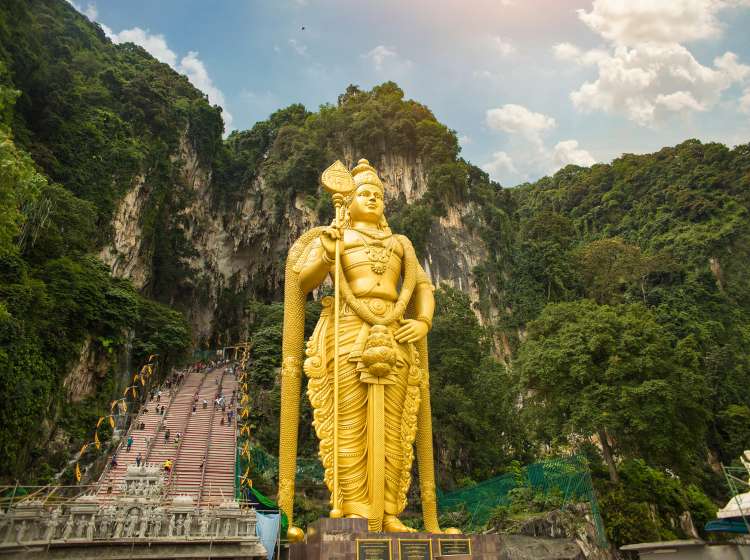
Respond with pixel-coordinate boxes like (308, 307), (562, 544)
(101, 135), (491, 344)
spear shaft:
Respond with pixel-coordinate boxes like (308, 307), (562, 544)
(319, 160), (354, 519)
(331, 194), (344, 518)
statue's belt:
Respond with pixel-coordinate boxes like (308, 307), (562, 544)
(340, 297), (397, 320)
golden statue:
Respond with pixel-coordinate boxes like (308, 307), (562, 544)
(278, 159), (453, 539)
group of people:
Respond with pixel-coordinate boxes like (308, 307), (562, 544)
(104, 359), (244, 484)
(213, 387), (240, 426)
(171, 431), (182, 448)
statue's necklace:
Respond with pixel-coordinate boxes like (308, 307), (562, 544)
(355, 230), (395, 275)
(351, 226), (391, 241)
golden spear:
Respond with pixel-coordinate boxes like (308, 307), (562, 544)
(320, 160), (355, 518)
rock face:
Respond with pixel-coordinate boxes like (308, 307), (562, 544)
(498, 535), (587, 560)
(99, 175), (150, 291)
(101, 135), (488, 343)
(63, 337), (111, 402)
(491, 506), (611, 560)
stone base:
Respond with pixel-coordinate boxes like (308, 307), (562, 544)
(289, 518), (501, 560)
(0, 538), (267, 559)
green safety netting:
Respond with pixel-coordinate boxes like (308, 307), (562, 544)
(438, 455), (608, 548)
(247, 445), (325, 484)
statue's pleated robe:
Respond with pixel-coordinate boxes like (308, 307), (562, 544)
(304, 298), (423, 519)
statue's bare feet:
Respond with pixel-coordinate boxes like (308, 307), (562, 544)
(383, 515), (417, 532)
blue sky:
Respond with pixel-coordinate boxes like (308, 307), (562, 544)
(69, 0), (750, 187)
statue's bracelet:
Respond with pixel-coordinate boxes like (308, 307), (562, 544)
(321, 251), (334, 264)
(416, 315), (433, 329)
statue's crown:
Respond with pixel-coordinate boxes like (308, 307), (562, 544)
(351, 158), (384, 191)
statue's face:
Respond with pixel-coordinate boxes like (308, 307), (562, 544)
(348, 183), (384, 223)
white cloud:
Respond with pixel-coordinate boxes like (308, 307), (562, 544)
(66, 0), (97, 20)
(83, 3), (97, 20)
(482, 151), (517, 177)
(551, 140), (596, 171)
(568, 43), (749, 125)
(106, 27), (178, 66)
(288, 38), (308, 57)
(740, 88), (750, 114)
(486, 104), (556, 149)
(482, 104), (596, 182)
(553, 42), (581, 61)
(179, 52), (234, 130)
(364, 45), (396, 71)
(488, 35), (515, 56)
(577, 0), (727, 46)
(458, 134), (472, 146)
(553, 42), (608, 65)
(715, 51), (750, 80)
(473, 69), (504, 89)
(104, 27), (233, 131)
(362, 45), (412, 74)
(558, 0), (750, 125)
(655, 91), (706, 112)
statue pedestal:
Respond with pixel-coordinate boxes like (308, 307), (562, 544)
(289, 518), (501, 560)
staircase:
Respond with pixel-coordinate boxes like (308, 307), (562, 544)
(97, 365), (241, 505)
(144, 371), (204, 473)
(165, 367), (225, 501)
(201, 370), (239, 504)
(96, 379), (182, 498)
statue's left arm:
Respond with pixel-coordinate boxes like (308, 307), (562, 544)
(413, 271), (435, 329)
(395, 263), (434, 343)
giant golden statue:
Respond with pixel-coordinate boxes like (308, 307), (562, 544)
(278, 159), (452, 539)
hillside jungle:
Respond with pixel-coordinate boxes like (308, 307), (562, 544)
(2, 0), (750, 549)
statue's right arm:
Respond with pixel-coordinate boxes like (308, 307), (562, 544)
(298, 237), (333, 294)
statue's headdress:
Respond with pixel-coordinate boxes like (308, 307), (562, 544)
(351, 159), (384, 192)
(319, 158), (390, 231)
(325, 158), (389, 232)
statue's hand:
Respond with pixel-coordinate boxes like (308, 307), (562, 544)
(319, 227), (340, 260)
(394, 319), (429, 343)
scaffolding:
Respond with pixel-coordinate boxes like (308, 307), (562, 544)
(716, 462), (750, 534)
(221, 342), (251, 362)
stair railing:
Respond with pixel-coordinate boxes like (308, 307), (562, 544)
(167, 367), (224, 496)
(197, 368), (227, 505)
(97, 377), (180, 494)
(143, 378), (181, 464)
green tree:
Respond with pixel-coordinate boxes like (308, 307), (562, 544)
(428, 285), (524, 484)
(0, 83), (44, 254)
(597, 459), (717, 548)
(518, 299), (708, 482)
(715, 404), (750, 463)
(576, 237), (673, 305)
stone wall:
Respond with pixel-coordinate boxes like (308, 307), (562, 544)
(0, 467), (265, 555)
